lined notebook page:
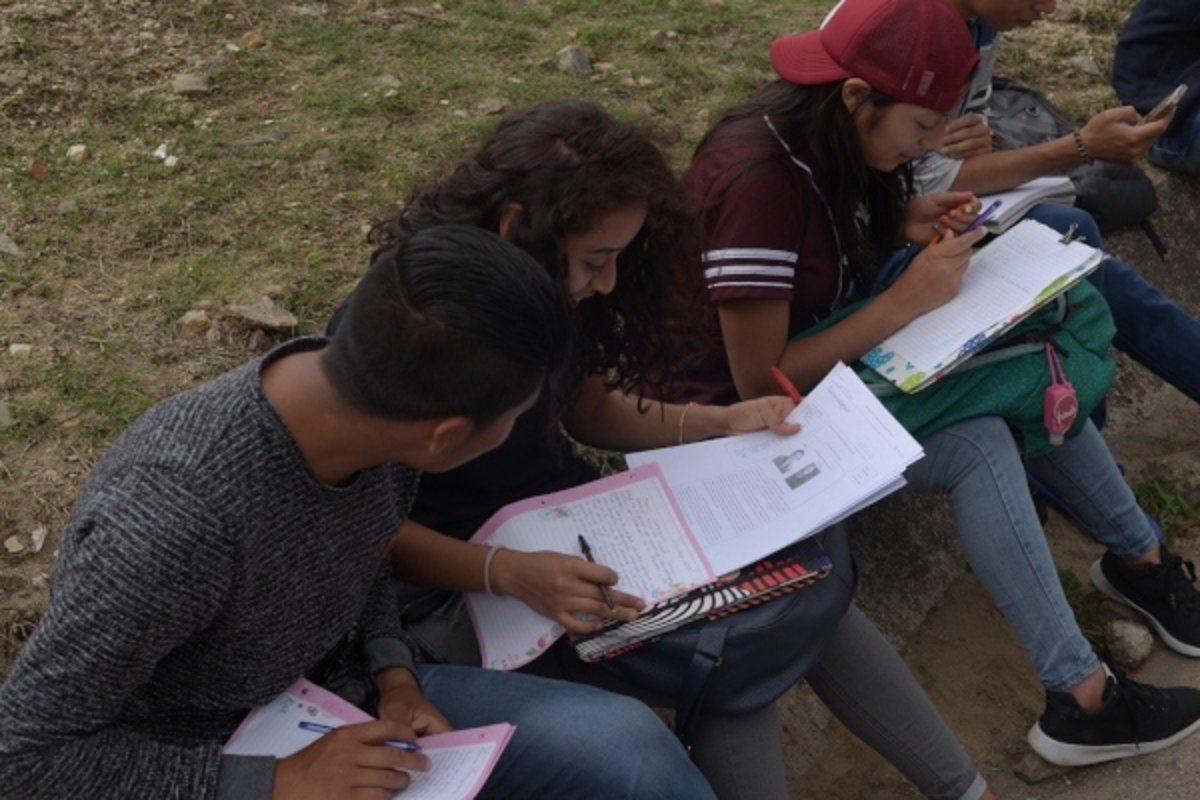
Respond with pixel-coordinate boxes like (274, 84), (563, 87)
(880, 219), (1100, 370)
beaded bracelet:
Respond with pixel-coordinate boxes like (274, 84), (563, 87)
(483, 544), (504, 596)
(678, 402), (697, 445)
(1072, 130), (1094, 165)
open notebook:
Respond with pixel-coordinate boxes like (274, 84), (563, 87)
(979, 176), (1076, 234)
(464, 363), (922, 671)
(224, 678), (514, 800)
(862, 218), (1102, 393)
(570, 536), (832, 662)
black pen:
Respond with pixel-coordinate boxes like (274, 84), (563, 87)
(577, 534), (616, 611)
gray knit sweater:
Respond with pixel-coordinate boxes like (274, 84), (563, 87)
(0, 338), (420, 799)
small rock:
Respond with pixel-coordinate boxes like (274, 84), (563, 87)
(1067, 54), (1101, 78)
(30, 525), (48, 553)
(242, 30), (267, 48)
(177, 309), (212, 338)
(57, 198), (79, 214)
(31, 573), (50, 590)
(205, 318), (224, 345)
(1013, 751), (1069, 784)
(475, 98), (507, 115)
(247, 329), (271, 352)
(636, 76), (655, 87)
(593, 61), (617, 74)
(172, 73), (209, 97)
(228, 296), (298, 331)
(367, 73), (402, 90)
(153, 143), (170, 159)
(554, 44), (592, 75)
(66, 144), (87, 161)
(8, 343), (32, 356)
(0, 233), (21, 256)
(163, 155), (180, 168)
(4, 535), (24, 554)
(1107, 618), (1154, 670)
(220, 130), (294, 149)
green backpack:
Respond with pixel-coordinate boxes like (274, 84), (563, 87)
(805, 280), (1115, 457)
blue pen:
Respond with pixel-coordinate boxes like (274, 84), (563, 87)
(297, 720), (423, 753)
(960, 199), (1002, 234)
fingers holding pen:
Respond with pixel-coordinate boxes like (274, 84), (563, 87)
(496, 548), (642, 633)
(894, 225), (987, 316)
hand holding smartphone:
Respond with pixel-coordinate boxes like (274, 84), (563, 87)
(1139, 84), (1187, 125)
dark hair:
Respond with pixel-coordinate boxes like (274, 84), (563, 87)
(368, 100), (703, 400)
(696, 79), (913, 291)
(322, 225), (570, 425)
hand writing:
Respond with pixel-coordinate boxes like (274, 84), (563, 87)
(490, 548), (644, 634)
(273, 718), (431, 800)
(888, 225), (988, 319)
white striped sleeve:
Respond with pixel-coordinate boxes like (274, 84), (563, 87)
(702, 247), (797, 298)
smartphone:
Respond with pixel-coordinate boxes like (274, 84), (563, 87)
(1139, 83), (1188, 125)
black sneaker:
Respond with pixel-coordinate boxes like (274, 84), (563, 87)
(1028, 669), (1200, 766)
(1090, 545), (1200, 657)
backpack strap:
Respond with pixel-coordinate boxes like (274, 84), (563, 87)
(674, 626), (727, 747)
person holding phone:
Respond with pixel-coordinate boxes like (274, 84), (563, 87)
(911, 0), (1200, 416)
(1113, 0), (1200, 174)
(674, 0), (1200, 771)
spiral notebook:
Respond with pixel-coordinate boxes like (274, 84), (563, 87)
(570, 537), (832, 662)
(862, 218), (1102, 393)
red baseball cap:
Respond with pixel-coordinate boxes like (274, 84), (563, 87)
(770, 0), (979, 113)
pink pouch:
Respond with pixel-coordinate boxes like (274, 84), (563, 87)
(1043, 343), (1078, 446)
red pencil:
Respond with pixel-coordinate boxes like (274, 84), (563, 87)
(770, 365), (803, 404)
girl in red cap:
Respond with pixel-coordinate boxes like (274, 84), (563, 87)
(679, 0), (1200, 778)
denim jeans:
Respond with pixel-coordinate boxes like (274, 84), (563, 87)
(906, 416), (1158, 692)
(1024, 203), (1200, 405)
(1148, 109), (1200, 175)
(418, 664), (716, 800)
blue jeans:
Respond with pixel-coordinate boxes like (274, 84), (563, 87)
(418, 664), (715, 800)
(1024, 203), (1200, 405)
(1148, 109), (1200, 175)
(906, 416), (1158, 692)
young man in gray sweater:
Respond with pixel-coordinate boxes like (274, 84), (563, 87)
(0, 225), (716, 800)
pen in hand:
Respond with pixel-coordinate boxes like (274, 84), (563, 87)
(297, 720), (423, 752)
(959, 199), (1002, 234)
(577, 534), (616, 611)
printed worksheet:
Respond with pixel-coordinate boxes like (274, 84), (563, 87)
(466, 363), (922, 670)
(224, 678), (515, 800)
(627, 362), (923, 574)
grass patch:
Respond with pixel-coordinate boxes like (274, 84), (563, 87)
(1131, 475), (1200, 543)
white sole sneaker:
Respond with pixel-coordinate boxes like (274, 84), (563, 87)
(1028, 713), (1200, 767)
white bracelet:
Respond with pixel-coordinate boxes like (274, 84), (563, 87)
(483, 545), (503, 596)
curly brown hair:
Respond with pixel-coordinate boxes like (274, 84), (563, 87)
(367, 100), (705, 403)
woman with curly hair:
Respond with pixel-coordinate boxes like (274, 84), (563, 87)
(330, 99), (990, 799)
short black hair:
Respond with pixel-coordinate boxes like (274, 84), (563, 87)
(321, 225), (570, 425)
